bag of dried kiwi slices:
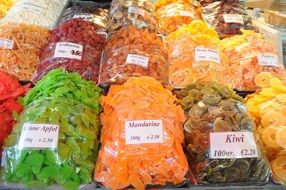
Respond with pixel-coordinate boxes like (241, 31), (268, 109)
(175, 81), (271, 186)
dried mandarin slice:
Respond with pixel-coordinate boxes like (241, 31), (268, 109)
(272, 156), (286, 184)
(276, 127), (286, 149)
(261, 127), (280, 148)
(259, 87), (282, 98)
(276, 94), (286, 103)
(261, 111), (286, 127)
(254, 72), (273, 88)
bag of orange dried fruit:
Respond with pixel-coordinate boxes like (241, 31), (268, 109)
(166, 20), (233, 88)
(246, 72), (286, 185)
(154, 0), (203, 35)
(100, 25), (168, 86)
(222, 30), (286, 92)
(95, 76), (189, 189)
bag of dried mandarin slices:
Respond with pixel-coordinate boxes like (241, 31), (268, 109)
(166, 20), (233, 89)
(154, 0), (203, 35)
(246, 72), (286, 185)
(174, 81), (271, 185)
(222, 29), (286, 92)
(95, 77), (189, 189)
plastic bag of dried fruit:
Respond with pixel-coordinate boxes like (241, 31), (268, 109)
(33, 19), (106, 83)
(154, 0), (203, 35)
(174, 81), (271, 185)
(2, 97), (101, 190)
(100, 26), (168, 86)
(108, 0), (157, 33)
(60, 1), (109, 31)
(203, 0), (254, 38)
(2, 0), (69, 29)
(246, 72), (286, 185)
(95, 77), (189, 190)
(0, 23), (51, 81)
(166, 20), (233, 88)
(222, 29), (286, 92)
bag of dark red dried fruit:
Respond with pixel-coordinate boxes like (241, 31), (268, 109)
(33, 19), (106, 83)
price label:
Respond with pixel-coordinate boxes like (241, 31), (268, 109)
(125, 120), (164, 145)
(179, 10), (194, 17)
(195, 47), (221, 64)
(20, 2), (43, 13)
(73, 13), (93, 21)
(257, 54), (279, 67)
(0, 38), (14, 49)
(126, 54), (149, 68)
(18, 123), (59, 150)
(128, 6), (145, 16)
(54, 42), (83, 60)
(223, 14), (244, 24)
(209, 132), (258, 159)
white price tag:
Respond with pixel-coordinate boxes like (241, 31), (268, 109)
(223, 14), (244, 24)
(125, 120), (164, 145)
(257, 54), (279, 67)
(210, 132), (258, 159)
(20, 2), (43, 13)
(54, 42), (83, 60)
(0, 38), (14, 49)
(18, 123), (59, 150)
(126, 54), (149, 68)
(128, 6), (145, 16)
(195, 47), (221, 64)
(73, 13), (93, 21)
(179, 10), (194, 17)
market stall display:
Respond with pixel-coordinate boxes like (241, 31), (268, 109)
(33, 19), (106, 83)
(100, 25), (168, 86)
(0, 23), (51, 81)
(0, 71), (29, 154)
(154, 0), (203, 35)
(60, 1), (109, 31)
(222, 29), (286, 92)
(203, 0), (254, 38)
(0, 0), (14, 18)
(95, 77), (189, 189)
(108, 0), (157, 33)
(2, 0), (69, 29)
(166, 20), (232, 88)
(246, 72), (286, 185)
(175, 81), (271, 185)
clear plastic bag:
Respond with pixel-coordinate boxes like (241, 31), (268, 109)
(154, 0), (203, 35)
(33, 19), (106, 83)
(95, 76), (189, 189)
(0, 23), (51, 81)
(100, 26), (168, 86)
(175, 82), (271, 185)
(166, 20), (233, 88)
(2, 0), (69, 29)
(2, 97), (101, 190)
(246, 73), (286, 185)
(60, 1), (109, 31)
(222, 30), (286, 91)
(108, 0), (157, 33)
(203, 0), (254, 38)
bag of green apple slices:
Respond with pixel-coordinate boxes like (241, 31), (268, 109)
(2, 97), (101, 190)
(175, 81), (271, 186)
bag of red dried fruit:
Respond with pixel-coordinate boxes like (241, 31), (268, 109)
(33, 19), (106, 83)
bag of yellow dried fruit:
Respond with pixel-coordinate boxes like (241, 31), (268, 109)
(246, 72), (286, 185)
(154, 0), (203, 35)
(0, 0), (13, 18)
(222, 30), (286, 92)
(166, 20), (233, 88)
(95, 77), (189, 190)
